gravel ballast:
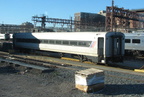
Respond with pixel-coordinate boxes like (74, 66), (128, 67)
(0, 63), (144, 97)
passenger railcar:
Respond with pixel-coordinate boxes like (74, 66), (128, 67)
(125, 33), (144, 56)
(13, 32), (125, 64)
(0, 34), (10, 40)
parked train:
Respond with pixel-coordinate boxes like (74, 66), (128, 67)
(0, 34), (10, 40)
(125, 33), (144, 56)
(0, 33), (13, 40)
(13, 32), (125, 64)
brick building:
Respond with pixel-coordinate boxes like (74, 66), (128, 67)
(130, 9), (144, 29)
(74, 12), (105, 32)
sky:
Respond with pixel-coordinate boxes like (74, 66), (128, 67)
(0, 0), (143, 25)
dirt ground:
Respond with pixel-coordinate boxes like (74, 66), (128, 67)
(1, 62), (144, 97)
(0, 63), (81, 97)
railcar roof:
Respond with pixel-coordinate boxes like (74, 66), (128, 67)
(14, 32), (122, 35)
(124, 33), (144, 36)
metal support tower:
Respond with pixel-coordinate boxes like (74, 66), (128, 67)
(105, 0), (144, 32)
(32, 15), (105, 32)
(32, 15), (76, 31)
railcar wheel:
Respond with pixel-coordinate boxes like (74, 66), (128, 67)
(59, 53), (63, 58)
(78, 55), (87, 62)
(132, 50), (140, 56)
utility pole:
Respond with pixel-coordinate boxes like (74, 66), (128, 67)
(70, 17), (73, 32)
(111, 0), (114, 32)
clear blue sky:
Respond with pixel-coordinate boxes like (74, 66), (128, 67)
(0, 0), (143, 25)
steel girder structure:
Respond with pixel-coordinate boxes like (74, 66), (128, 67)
(32, 15), (105, 32)
(32, 15), (78, 31)
(105, 6), (144, 32)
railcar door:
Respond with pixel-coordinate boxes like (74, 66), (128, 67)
(98, 37), (104, 63)
(111, 36), (123, 62)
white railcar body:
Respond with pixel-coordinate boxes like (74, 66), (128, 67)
(0, 34), (5, 39)
(13, 32), (125, 64)
(125, 33), (144, 55)
(10, 34), (13, 39)
(0, 34), (10, 40)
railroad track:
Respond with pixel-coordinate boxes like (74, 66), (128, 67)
(0, 51), (144, 74)
(0, 51), (85, 71)
(0, 51), (143, 83)
(124, 55), (144, 60)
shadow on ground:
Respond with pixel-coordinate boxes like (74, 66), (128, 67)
(96, 84), (144, 95)
(0, 66), (19, 74)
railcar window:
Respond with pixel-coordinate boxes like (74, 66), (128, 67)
(27, 39), (31, 43)
(125, 39), (131, 43)
(56, 40), (61, 44)
(16, 38), (92, 47)
(44, 40), (48, 43)
(40, 40), (43, 43)
(49, 40), (55, 44)
(16, 38), (23, 42)
(86, 41), (92, 46)
(25, 39), (29, 43)
(32, 39), (40, 43)
(79, 41), (91, 47)
(16, 38), (40, 43)
(79, 41), (86, 46)
(63, 41), (69, 45)
(70, 41), (77, 46)
(132, 39), (140, 43)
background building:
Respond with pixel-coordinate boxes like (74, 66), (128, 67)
(130, 9), (144, 30)
(0, 22), (34, 34)
(75, 9), (144, 32)
(74, 12), (105, 32)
